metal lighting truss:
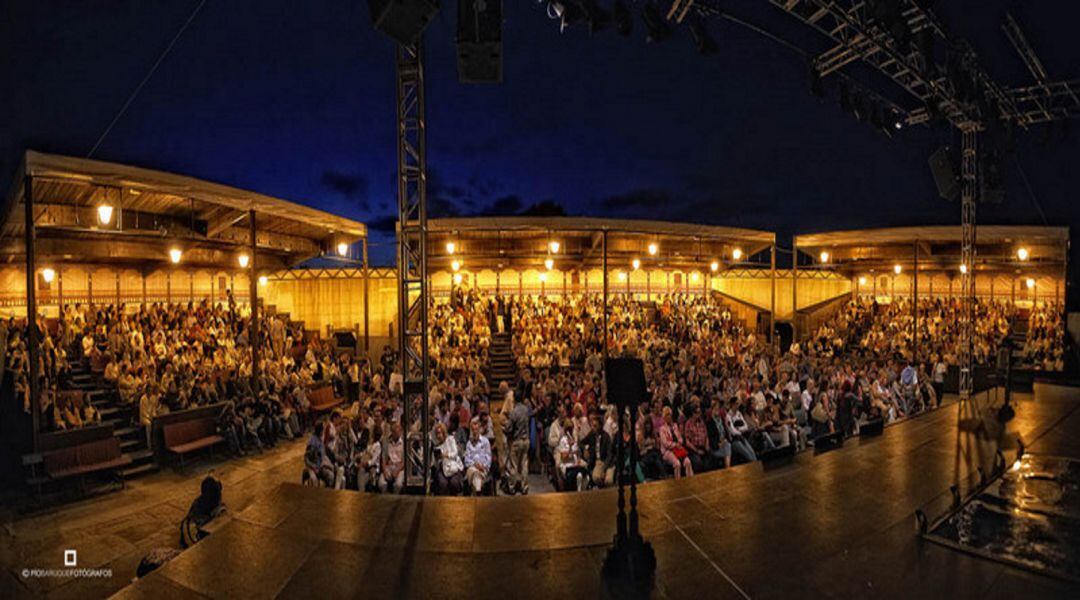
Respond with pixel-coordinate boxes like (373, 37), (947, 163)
(396, 41), (430, 491)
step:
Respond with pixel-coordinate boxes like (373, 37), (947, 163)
(115, 426), (142, 439)
(120, 438), (143, 452)
(127, 448), (155, 463)
(118, 462), (159, 480)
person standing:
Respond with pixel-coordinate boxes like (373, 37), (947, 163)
(503, 391), (531, 494)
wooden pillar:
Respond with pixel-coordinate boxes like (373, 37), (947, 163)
(189, 271), (194, 303)
(646, 270), (651, 301)
(602, 230), (608, 382)
(88, 269), (93, 305)
(562, 271), (567, 296)
(24, 175), (41, 449)
(518, 271), (522, 296)
(116, 270), (121, 306)
(57, 267), (63, 309)
(770, 244), (776, 341)
(249, 209), (260, 387)
(363, 238), (370, 352)
(166, 272), (171, 303)
(912, 242), (918, 362)
(791, 241), (798, 339)
(142, 271), (147, 305)
(1011, 276), (1016, 306)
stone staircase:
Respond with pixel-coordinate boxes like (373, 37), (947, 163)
(486, 332), (516, 408)
(66, 363), (159, 480)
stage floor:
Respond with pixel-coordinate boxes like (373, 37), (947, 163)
(9, 384), (1079, 599)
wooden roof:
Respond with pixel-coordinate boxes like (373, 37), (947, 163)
(2, 151), (366, 270)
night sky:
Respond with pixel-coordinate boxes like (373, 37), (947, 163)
(2, 1), (1078, 287)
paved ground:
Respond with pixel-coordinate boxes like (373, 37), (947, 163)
(5, 384), (1080, 599)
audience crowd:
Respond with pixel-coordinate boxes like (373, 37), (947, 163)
(0, 285), (1066, 496)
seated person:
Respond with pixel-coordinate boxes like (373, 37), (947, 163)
(464, 420), (492, 494)
(379, 421), (405, 493)
(433, 422), (464, 495)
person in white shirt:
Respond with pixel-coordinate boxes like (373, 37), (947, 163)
(463, 420), (492, 494)
(433, 422), (464, 495)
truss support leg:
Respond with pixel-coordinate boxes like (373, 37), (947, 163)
(959, 125), (979, 401)
(396, 40), (430, 493)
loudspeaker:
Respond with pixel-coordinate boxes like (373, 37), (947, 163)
(813, 430), (844, 454)
(370, 0), (439, 46)
(928, 146), (959, 200)
(456, 0), (502, 83)
(605, 358), (646, 409)
(860, 417), (884, 438)
(760, 443), (796, 471)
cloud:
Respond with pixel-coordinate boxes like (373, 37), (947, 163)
(368, 214), (397, 234)
(320, 170), (370, 211)
(601, 188), (673, 210)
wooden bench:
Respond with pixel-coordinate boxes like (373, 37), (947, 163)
(163, 418), (224, 466)
(308, 384), (343, 413)
(42, 437), (132, 481)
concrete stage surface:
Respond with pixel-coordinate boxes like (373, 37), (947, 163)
(117, 384), (1080, 599)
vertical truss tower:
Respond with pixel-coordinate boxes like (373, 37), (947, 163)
(396, 41), (430, 491)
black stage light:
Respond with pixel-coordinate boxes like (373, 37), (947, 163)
(369, 0), (440, 45)
(687, 17), (717, 55)
(613, 0), (632, 36)
(457, 0), (503, 83)
(641, 2), (671, 43)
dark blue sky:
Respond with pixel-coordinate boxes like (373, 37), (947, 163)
(2, 0), (1078, 274)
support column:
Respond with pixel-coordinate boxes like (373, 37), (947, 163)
(912, 242), (918, 363)
(791, 241), (798, 340)
(88, 269), (93, 305)
(116, 271), (121, 306)
(602, 230), (609, 380)
(249, 209), (260, 388)
(57, 267), (63, 309)
(518, 271), (522, 296)
(24, 175), (41, 449)
(770, 244), (776, 342)
(363, 238), (370, 352)
(142, 271), (147, 305)
(189, 271), (194, 303)
(958, 125), (978, 400)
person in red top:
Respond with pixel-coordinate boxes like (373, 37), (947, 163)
(659, 406), (693, 478)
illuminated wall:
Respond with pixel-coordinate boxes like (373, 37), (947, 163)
(713, 271), (853, 320)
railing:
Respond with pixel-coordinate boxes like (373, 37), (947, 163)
(795, 292), (854, 341)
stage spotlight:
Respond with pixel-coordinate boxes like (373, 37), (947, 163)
(369, 0), (439, 46)
(456, 0), (503, 83)
(632, 258), (641, 270)
(97, 204), (114, 225)
(819, 251), (830, 263)
(647, 242), (658, 256)
(959, 263), (968, 274)
(259, 275), (268, 287)
(169, 248), (183, 264)
(446, 241), (456, 255)
(549, 240), (560, 254)
(337, 242), (349, 257)
(545, 258), (555, 270)
(613, 0), (632, 36)
(732, 248), (743, 261)
(641, 2), (670, 43)
(710, 260), (719, 272)
(238, 254), (250, 269)
(41, 268), (55, 284)
(893, 264), (902, 275)
(1026, 278), (1035, 290)
(451, 260), (462, 272)
(687, 16), (717, 56)
(1017, 247), (1029, 261)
